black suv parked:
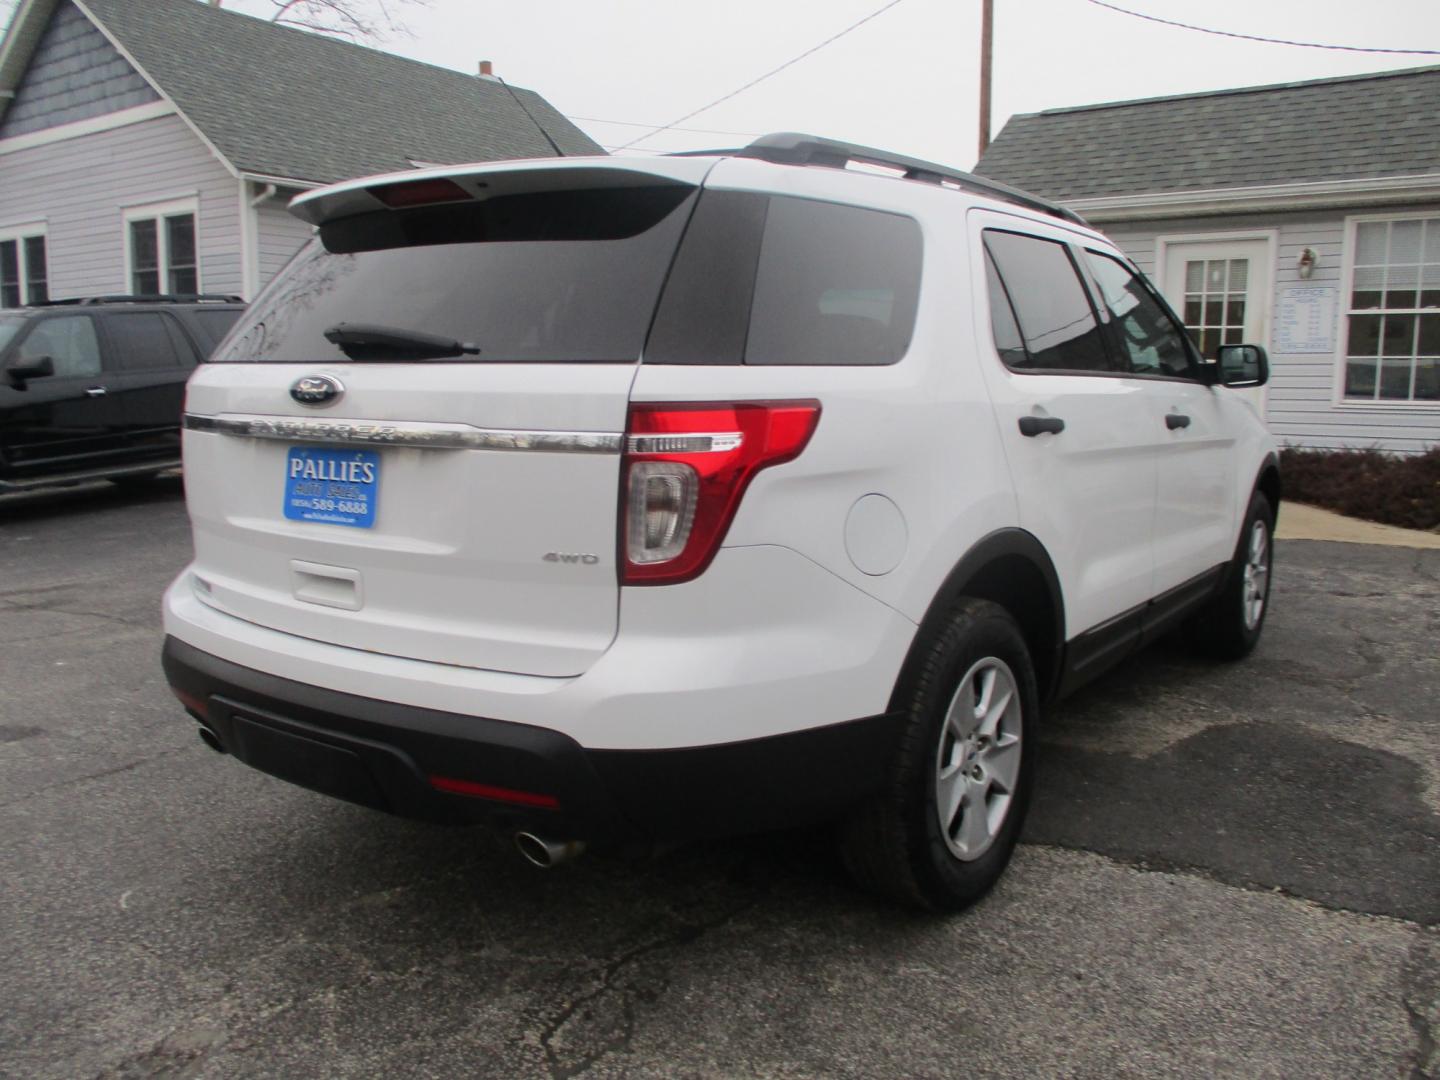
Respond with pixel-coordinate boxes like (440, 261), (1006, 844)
(0, 295), (243, 493)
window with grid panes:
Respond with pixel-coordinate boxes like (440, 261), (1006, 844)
(1344, 217), (1439, 403)
(1179, 258), (1248, 358)
(0, 232), (48, 307)
(128, 211), (198, 295)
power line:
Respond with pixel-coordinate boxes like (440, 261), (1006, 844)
(1084, 0), (1440, 55)
(570, 116), (764, 137)
(610, 0), (910, 150)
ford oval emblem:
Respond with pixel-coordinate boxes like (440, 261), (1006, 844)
(290, 374), (344, 407)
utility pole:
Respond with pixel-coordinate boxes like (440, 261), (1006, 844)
(978, 0), (993, 161)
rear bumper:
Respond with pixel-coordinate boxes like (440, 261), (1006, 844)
(163, 636), (903, 848)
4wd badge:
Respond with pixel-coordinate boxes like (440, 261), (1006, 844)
(290, 374), (344, 407)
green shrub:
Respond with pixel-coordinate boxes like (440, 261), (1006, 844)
(1279, 446), (1440, 531)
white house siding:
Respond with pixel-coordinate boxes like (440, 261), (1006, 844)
(0, 112), (240, 299)
(255, 195), (314, 287)
(1102, 205), (1440, 455)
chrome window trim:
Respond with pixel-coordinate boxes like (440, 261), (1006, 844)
(184, 413), (623, 454)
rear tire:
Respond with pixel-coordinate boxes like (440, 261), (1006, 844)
(1187, 491), (1274, 660)
(840, 598), (1038, 911)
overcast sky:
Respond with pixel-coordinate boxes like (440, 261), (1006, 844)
(8, 0), (1438, 169)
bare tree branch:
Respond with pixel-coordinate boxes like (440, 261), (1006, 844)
(206, 0), (430, 43)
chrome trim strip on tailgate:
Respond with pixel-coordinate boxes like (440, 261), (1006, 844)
(184, 413), (623, 454)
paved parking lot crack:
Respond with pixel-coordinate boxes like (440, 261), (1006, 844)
(1402, 930), (1440, 1080)
(0, 747), (189, 809)
(536, 898), (757, 1079)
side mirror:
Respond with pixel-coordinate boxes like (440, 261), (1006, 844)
(4, 353), (54, 390)
(1215, 344), (1268, 389)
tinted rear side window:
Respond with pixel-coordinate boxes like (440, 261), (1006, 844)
(646, 192), (922, 366)
(211, 185), (695, 364)
(105, 311), (190, 371)
(190, 309), (244, 352)
(982, 230), (1114, 374)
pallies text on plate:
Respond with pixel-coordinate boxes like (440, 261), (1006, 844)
(288, 456), (377, 484)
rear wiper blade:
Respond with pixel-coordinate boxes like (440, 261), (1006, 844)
(323, 322), (481, 361)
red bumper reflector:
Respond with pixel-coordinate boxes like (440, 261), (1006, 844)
(427, 775), (560, 810)
(170, 685), (208, 718)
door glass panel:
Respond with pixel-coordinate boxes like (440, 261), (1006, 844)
(982, 230), (1112, 373)
(1180, 257), (1248, 358)
(983, 250), (1028, 369)
(1083, 250), (1193, 377)
(19, 316), (101, 377)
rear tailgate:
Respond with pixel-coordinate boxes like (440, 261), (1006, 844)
(183, 160), (707, 677)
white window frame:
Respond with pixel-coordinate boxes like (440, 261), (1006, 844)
(1334, 211), (1440, 412)
(0, 220), (49, 308)
(122, 197), (200, 297)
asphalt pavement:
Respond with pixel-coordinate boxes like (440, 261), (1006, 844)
(1, 480), (1436, 1079)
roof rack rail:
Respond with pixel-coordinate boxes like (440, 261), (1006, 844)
(36, 293), (245, 306)
(719, 132), (1087, 226)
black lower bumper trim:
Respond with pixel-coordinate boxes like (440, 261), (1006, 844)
(162, 635), (903, 847)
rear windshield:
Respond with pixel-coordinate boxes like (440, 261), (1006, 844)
(210, 185), (695, 364)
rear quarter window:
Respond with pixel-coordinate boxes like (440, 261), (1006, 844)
(189, 308), (244, 353)
(104, 311), (192, 371)
(646, 192), (922, 366)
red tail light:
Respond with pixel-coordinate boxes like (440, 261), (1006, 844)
(621, 400), (821, 585)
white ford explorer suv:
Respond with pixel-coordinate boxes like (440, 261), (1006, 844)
(163, 134), (1279, 910)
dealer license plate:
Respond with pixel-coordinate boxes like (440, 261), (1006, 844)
(283, 447), (379, 528)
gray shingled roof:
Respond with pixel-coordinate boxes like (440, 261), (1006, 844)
(73, 0), (601, 183)
(974, 66), (1440, 201)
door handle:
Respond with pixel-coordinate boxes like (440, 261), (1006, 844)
(1018, 415), (1065, 437)
(84, 386), (108, 398)
(1165, 413), (1191, 430)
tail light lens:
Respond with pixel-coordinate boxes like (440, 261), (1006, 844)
(621, 400), (821, 585)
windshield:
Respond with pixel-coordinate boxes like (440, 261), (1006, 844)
(0, 315), (25, 354)
(212, 185), (696, 364)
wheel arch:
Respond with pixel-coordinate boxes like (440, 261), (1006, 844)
(891, 529), (1066, 709)
(1255, 452), (1281, 514)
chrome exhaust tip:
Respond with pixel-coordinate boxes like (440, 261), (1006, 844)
(197, 726), (226, 754)
(514, 832), (586, 868)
